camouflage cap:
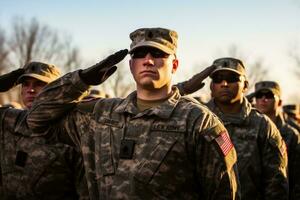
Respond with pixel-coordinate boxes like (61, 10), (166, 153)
(210, 57), (246, 76)
(17, 61), (61, 84)
(255, 81), (281, 97)
(129, 27), (178, 55)
(283, 104), (300, 116)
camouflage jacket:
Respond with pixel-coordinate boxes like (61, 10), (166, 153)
(285, 116), (300, 133)
(0, 107), (88, 200)
(206, 98), (288, 200)
(275, 113), (300, 200)
(27, 71), (240, 200)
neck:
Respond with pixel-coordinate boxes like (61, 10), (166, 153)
(265, 110), (278, 123)
(215, 98), (243, 114)
(136, 84), (172, 101)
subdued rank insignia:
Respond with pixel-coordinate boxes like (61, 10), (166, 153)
(15, 150), (28, 167)
(215, 131), (233, 156)
(119, 139), (135, 159)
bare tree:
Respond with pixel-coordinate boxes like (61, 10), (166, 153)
(0, 27), (11, 72)
(0, 17), (82, 105)
(289, 42), (300, 78)
(100, 61), (134, 98)
(8, 17), (82, 72)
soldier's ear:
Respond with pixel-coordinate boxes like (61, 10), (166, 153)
(243, 79), (249, 92)
(172, 59), (179, 73)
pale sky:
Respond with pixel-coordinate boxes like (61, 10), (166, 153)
(1, 0), (300, 103)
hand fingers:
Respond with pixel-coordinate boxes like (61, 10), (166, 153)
(101, 66), (117, 82)
(100, 49), (128, 68)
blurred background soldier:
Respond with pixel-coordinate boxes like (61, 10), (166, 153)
(26, 28), (239, 199)
(204, 58), (288, 200)
(283, 104), (300, 133)
(0, 62), (88, 199)
(253, 81), (300, 200)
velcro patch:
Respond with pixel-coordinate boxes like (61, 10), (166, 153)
(215, 131), (233, 156)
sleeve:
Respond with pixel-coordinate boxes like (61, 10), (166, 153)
(259, 118), (289, 199)
(195, 113), (240, 200)
(287, 127), (300, 200)
(27, 71), (90, 134)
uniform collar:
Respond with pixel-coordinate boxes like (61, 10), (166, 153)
(115, 87), (181, 119)
(207, 97), (252, 125)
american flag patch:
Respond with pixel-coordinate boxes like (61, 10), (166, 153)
(215, 131), (233, 156)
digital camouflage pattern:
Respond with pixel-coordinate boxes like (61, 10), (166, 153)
(254, 81), (281, 97)
(27, 71), (240, 200)
(206, 98), (288, 200)
(129, 27), (178, 55)
(0, 107), (89, 200)
(285, 116), (300, 133)
(275, 112), (300, 200)
(210, 57), (246, 76)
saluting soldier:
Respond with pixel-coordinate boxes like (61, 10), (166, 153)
(253, 81), (300, 200)
(0, 62), (88, 199)
(203, 58), (288, 200)
(26, 27), (240, 200)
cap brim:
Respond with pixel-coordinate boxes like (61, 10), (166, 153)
(210, 68), (243, 77)
(17, 74), (52, 84)
(129, 41), (174, 54)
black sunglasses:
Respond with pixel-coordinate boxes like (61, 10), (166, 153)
(255, 92), (275, 99)
(130, 47), (169, 59)
(211, 74), (241, 84)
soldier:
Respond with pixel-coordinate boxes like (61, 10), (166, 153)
(0, 62), (88, 199)
(283, 104), (300, 133)
(204, 58), (288, 200)
(253, 81), (300, 200)
(27, 27), (240, 199)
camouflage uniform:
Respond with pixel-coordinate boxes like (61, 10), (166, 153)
(253, 81), (300, 200)
(0, 62), (89, 200)
(27, 70), (240, 200)
(27, 27), (240, 200)
(283, 105), (300, 133)
(274, 113), (300, 200)
(204, 58), (288, 200)
(207, 97), (288, 200)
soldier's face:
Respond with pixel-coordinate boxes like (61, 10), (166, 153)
(129, 47), (178, 91)
(210, 71), (247, 104)
(21, 77), (47, 109)
(255, 91), (280, 115)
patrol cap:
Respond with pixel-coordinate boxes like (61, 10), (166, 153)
(254, 81), (281, 97)
(210, 57), (246, 77)
(129, 27), (178, 55)
(17, 61), (61, 84)
(283, 104), (300, 116)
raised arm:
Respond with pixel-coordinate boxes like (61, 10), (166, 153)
(27, 49), (128, 134)
(176, 65), (216, 95)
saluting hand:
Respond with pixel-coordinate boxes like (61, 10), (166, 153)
(80, 49), (128, 85)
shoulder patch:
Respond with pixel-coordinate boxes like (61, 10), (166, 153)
(215, 131), (234, 156)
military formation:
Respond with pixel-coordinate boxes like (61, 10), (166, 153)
(0, 27), (300, 200)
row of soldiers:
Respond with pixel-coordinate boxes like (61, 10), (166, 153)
(0, 27), (300, 200)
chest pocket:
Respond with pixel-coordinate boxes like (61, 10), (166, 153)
(134, 121), (186, 186)
(94, 117), (123, 179)
(2, 137), (57, 197)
